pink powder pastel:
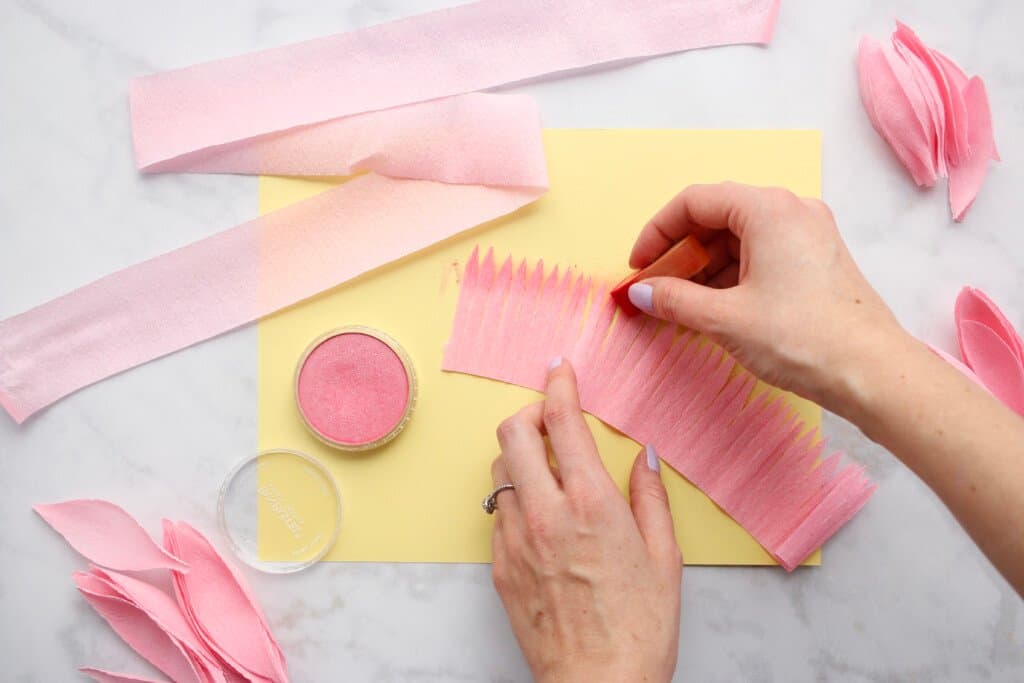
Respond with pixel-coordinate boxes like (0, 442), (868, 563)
(297, 332), (411, 446)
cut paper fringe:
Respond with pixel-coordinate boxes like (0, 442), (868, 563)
(857, 22), (998, 221)
(935, 287), (1024, 417)
(0, 0), (780, 424)
(442, 248), (876, 571)
(36, 500), (287, 683)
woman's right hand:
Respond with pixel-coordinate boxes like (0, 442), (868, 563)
(626, 182), (909, 414)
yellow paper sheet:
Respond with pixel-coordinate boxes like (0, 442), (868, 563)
(257, 129), (822, 565)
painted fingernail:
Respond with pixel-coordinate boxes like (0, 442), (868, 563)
(645, 443), (660, 472)
(628, 283), (654, 313)
(548, 356), (563, 372)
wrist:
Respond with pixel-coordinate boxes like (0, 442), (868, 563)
(815, 323), (921, 428)
(536, 658), (672, 683)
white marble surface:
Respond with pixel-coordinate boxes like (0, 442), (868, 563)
(1, 0), (1022, 680)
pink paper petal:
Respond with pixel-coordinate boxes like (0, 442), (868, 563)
(857, 37), (937, 186)
(892, 22), (970, 167)
(80, 669), (169, 683)
(956, 287), (1024, 363)
(958, 321), (1024, 416)
(34, 500), (187, 572)
(74, 572), (204, 683)
(443, 248), (875, 570)
(858, 22), (998, 220)
(90, 567), (229, 682)
(164, 521), (288, 683)
(948, 77), (997, 221)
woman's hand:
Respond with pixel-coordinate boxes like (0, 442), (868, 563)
(490, 359), (682, 683)
(626, 182), (907, 414)
(627, 182), (1024, 595)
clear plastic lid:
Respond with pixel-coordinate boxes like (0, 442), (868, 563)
(218, 449), (341, 573)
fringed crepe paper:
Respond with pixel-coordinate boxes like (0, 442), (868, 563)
(442, 248), (876, 571)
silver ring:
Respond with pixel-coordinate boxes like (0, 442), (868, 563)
(482, 483), (516, 514)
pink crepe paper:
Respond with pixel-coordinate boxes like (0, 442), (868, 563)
(443, 248), (876, 571)
(0, 0), (781, 424)
(857, 22), (998, 221)
(34, 500), (187, 572)
(954, 287), (1024, 416)
(164, 520), (288, 683)
(39, 501), (286, 682)
(73, 571), (211, 683)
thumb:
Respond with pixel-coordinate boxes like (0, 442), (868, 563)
(628, 276), (731, 333)
(629, 445), (682, 570)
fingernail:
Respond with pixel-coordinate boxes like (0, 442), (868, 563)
(628, 283), (654, 313)
(548, 356), (563, 372)
(645, 444), (660, 472)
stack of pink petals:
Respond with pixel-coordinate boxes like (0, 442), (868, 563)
(35, 500), (289, 683)
(858, 22), (998, 220)
(941, 287), (1024, 416)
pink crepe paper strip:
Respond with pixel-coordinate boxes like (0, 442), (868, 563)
(443, 248), (876, 571)
(0, 0), (780, 424)
(954, 287), (1024, 416)
(34, 500), (188, 572)
(857, 22), (998, 221)
(39, 500), (286, 682)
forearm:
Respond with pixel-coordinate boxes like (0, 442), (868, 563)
(829, 329), (1024, 594)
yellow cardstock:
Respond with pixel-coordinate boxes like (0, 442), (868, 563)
(257, 129), (822, 565)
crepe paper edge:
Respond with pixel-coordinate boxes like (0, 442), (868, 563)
(0, 376), (26, 423)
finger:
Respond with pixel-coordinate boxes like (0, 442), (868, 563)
(628, 276), (737, 334)
(629, 445), (683, 571)
(629, 182), (764, 269)
(707, 262), (740, 289)
(542, 359), (614, 490)
(490, 455), (522, 521)
(491, 511), (512, 597)
(496, 405), (560, 510)
(727, 234), (742, 261)
(701, 235), (733, 279)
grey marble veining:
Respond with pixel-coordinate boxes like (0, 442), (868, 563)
(1, 1), (1022, 680)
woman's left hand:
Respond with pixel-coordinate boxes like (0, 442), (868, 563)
(489, 358), (683, 683)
